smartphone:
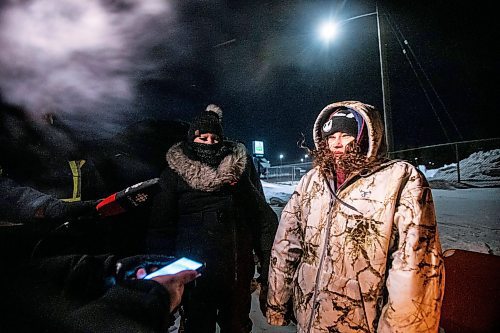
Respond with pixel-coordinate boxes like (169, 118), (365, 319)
(143, 257), (204, 280)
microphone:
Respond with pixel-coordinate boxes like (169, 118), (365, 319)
(96, 178), (161, 217)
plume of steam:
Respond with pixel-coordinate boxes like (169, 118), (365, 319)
(0, 0), (183, 135)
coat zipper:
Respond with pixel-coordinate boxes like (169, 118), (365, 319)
(306, 180), (336, 333)
(305, 171), (367, 332)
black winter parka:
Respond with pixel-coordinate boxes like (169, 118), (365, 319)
(146, 141), (278, 284)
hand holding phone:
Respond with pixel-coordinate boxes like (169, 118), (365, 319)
(147, 269), (200, 313)
(143, 257), (204, 280)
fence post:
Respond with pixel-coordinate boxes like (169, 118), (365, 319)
(454, 144), (461, 183)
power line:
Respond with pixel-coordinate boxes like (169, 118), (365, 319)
(383, 12), (463, 142)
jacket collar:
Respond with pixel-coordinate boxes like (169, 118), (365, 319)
(166, 141), (247, 192)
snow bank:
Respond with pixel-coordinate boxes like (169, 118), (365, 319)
(428, 149), (500, 182)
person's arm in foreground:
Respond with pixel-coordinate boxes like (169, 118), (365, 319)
(1, 254), (197, 333)
(67, 267), (197, 333)
(377, 167), (445, 332)
(0, 175), (97, 225)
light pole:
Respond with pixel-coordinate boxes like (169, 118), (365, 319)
(317, 3), (393, 153)
(279, 154), (284, 181)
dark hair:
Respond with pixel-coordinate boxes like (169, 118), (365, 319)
(307, 139), (382, 180)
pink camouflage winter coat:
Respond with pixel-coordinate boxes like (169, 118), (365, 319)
(266, 101), (445, 333)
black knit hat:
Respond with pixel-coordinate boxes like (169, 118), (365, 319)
(187, 105), (223, 141)
(321, 108), (359, 139)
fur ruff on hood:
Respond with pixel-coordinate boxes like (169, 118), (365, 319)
(166, 142), (247, 192)
(313, 100), (386, 159)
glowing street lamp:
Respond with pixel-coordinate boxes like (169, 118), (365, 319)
(318, 21), (339, 43)
(316, 4), (393, 153)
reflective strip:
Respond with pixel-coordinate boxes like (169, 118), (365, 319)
(62, 160), (86, 202)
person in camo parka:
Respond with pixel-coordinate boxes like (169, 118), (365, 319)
(266, 101), (445, 333)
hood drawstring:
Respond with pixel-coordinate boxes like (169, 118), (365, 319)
(321, 171), (362, 214)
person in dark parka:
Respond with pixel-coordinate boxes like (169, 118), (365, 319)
(146, 105), (278, 333)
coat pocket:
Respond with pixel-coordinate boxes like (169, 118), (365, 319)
(294, 263), (371, 332)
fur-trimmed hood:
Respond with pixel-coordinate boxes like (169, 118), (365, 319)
(313, 101), (386, 159)
(166, 141), (247, 192)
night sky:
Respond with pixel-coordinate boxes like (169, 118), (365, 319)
(0, 0), (497, 165)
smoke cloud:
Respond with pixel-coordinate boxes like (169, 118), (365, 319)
(0, 0), (204, 136)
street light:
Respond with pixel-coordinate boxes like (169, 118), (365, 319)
(316, 3), (393, 153)
(318, 21), (339, 43)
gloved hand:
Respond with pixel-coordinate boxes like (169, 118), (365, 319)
(259, 283), (268, 316)
(43, 199), (99, 221)
(116, 254), (176, 282)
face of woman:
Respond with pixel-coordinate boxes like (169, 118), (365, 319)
(193, 133), (220, 145)
(327, 132), (355, 156)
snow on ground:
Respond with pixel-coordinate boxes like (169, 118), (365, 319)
(431, 188), (499, 254)
(262, 149), (500, 256)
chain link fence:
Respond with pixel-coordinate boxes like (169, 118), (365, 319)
(263, 162), (312, 184)
(264, 138), (500, 186)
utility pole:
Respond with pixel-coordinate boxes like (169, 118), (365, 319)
(376, 2), (394, 154)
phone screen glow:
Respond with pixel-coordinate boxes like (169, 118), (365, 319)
(143, 257), (203, 280)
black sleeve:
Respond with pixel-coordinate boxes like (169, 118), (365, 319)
(0, 176), (98, 225)
(145, 168), (178, 255)
(0, 254), (114, 330)
(26, 254), (116, 301)
(253, 194), (278, 284)
(247, 154), (265, 196)
(63, 279), (173, 333)
(0, 176), (56, 223)
(241, 158), (278, 284)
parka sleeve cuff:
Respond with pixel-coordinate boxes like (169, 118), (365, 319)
(266, 308), (288, 326)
